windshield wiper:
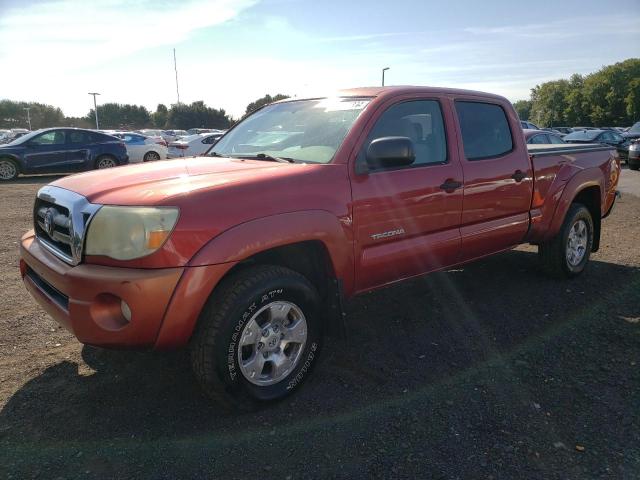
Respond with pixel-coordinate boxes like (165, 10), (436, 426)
(209, 151), (225, 157)
(254, 153), (295, 163)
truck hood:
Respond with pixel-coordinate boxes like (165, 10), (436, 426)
(51, 156), (303, 205)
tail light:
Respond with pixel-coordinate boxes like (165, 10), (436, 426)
(176, 145), (189, 150)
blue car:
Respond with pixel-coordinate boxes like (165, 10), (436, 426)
(0, 128), (128, 181)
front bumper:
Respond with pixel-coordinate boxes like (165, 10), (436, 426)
(20, 231), (235, 349)
(20, 231), (183, 348)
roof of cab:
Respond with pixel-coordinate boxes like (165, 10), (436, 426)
(277, 86), (509, 103)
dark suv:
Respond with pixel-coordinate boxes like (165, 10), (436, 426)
(0, 128), (128, 181)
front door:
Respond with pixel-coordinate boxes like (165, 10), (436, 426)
(23, 130), (68, 173)
(453, 99), (533, 261)
(351, 98), (464, 293)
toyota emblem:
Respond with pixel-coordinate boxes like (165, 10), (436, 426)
(43, 209), (56, 237)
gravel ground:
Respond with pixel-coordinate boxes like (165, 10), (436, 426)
(0, 170), (639, 480)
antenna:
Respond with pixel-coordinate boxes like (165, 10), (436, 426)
(174, 48), (180, 105)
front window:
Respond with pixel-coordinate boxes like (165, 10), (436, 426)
(629, 122), (640, 134)
(210, 97), (371, 164)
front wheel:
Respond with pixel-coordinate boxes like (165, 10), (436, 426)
(538, 203), (594, 278)
(190, 265), (322, 408)
(0, 158), (18, 181)
(95, 155), (118, 169)
(143, 151), (161, 162)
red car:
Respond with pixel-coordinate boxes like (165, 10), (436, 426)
(20, 87), (620, 407)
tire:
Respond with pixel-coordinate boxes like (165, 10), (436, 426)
(95, 155), (118, 169)
(190, 265), (322, 409)
(0, 158), (19, 181)
(538, 203), (594, 278)
(143, 151), (161, 162)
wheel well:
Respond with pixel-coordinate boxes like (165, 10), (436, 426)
(229, 241), (335, 298)
(572, 186), (601, 251)
(219, 241), (346, 337)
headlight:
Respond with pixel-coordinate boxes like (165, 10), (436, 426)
(85, 206), (179, 260)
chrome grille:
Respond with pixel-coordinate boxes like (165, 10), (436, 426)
(33, 186), (101, 265)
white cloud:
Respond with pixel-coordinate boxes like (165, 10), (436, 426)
(0, 0), (257, 71)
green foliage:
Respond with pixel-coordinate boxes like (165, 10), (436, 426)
(519, 58), (640, 127)
(245, 94), (289, 116)
(0, 100), (64, 129)
(513, 100), (532, 121)
(165, 101), (232, 130)
(86, 103), (151, 130)
(152, 104), (169, 128)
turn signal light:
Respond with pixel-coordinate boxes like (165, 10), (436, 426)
(147, 230), (171, 249)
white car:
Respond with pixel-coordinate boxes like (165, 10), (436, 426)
(167, 132), (223, 158)
(114, 132), (168, 163)
(162, 129), (189, 143)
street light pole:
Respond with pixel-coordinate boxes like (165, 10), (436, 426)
(88, 92), (101, 129)
(23, 107), (32, 130)
(382, 67), (390, 86)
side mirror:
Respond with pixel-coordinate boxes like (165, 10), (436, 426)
(365, 136), (415, 171)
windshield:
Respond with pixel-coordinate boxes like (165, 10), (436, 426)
(210, 97), (371, 163)
(629, 122), (640, 134)
(564, 130), (600, 141)
(5, 130), (42, 146)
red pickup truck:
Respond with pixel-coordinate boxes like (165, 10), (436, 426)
(20, 87), (620, 407)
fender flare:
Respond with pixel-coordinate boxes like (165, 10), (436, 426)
(187, 209), (355, 295)
(543, 168), (603, 242)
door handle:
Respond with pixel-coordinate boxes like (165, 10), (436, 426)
(439, 180), (463, 192)
(511, 170), (527, 182)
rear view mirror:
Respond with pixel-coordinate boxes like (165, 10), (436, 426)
(365, 136), (415, 171)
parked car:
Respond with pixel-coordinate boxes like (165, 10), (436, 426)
(167, 132), (223, 158)
(524, 129), (566, 145)
(554, 127), (574, 135)
(186, 128), (222, 135)
(0, 130), (29, 145)
(563, 129), (630, 159)
(627, 141), (639, 170)
(19, 87), (620, 407)
(540, 128), (566, 137)
(520, 120), (539, 130)
(113, 132), (168, 163)
(162, 129), (189, 143)
(137, 129), (165, 137)
(622, 121), (640, 141)
(0, 128), (128, 181)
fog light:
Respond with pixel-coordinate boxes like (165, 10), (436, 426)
(121, 300), (132, 322)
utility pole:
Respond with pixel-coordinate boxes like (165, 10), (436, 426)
(23, 107), (32, 130)
(382, 67), (390, 86)
(174, 48), (180, 105)
(88, 92), (100, 129)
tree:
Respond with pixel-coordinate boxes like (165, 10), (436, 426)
(522, 58), (640, 127)
(152, 104), (169, 128)
(165, 101), (232, 129)
(245, 94), (289, 116)
(86, 103), (151, 130)
(0, 100), (64, 129)
(513, 100), (532, 121)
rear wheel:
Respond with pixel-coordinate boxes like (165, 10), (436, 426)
(538, 203), (594, 278)
(0, 158), (18, 181)
(143, 151), (161, 162)
(95, 155), (117, 169)
(190, 265), (322, 409)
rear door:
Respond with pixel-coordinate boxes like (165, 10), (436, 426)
(351, 96), (463, 292)
(22, 130), (68, 173)
(66, 130), (93, 171)
(454, 99), (533, 261)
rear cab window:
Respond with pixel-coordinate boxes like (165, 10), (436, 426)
(455, 101), (513, 160)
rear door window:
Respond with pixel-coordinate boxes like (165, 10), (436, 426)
(68, 130), (91, 144)
(455, 101), (513, 160)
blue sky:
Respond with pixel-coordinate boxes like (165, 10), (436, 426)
(1, 0), (639, 118)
